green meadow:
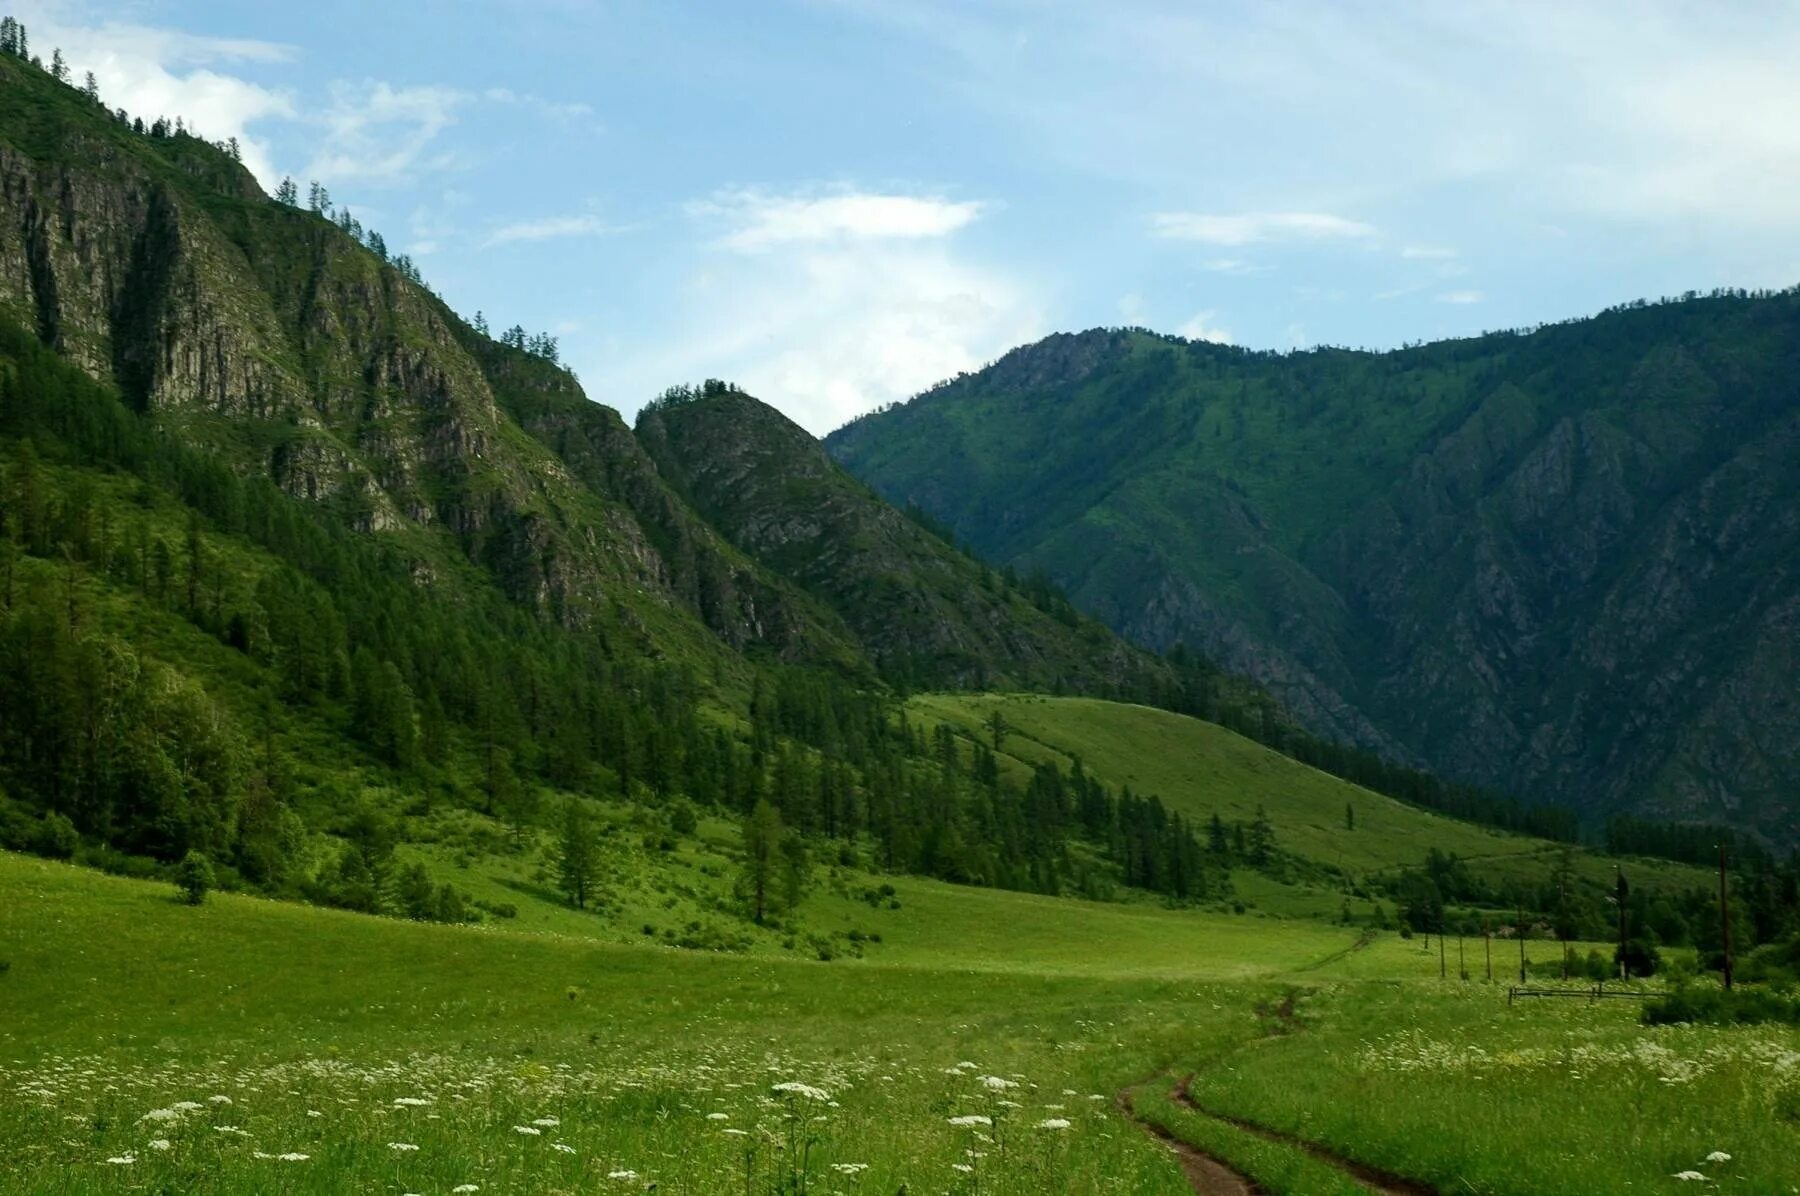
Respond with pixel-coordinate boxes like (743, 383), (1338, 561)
(5, 848), (1795, 1195)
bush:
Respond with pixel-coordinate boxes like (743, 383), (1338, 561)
(31, 812), (78, 859)
(1644, 984), (1800, 1027)
(177, 850), (215, 905)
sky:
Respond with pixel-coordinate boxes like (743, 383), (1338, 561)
(16, 0), (1800, 434)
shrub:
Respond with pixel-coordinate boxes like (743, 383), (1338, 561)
(177, 850), (215, 905)
(31, 812), (78, 859)
(1644, 984), (1800, 1027)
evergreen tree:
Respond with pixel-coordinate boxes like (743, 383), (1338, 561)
(177, 850), (214, 905)
(739, 798), (784, 923)
(275, 177), (298, 206)
(555, 798), (600, 909)
(49, 47), (66, 83)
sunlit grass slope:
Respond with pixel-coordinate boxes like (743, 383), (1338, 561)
(912, 693), (1713, 894)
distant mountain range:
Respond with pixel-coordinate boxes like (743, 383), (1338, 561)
(828, 300), (1800, 846)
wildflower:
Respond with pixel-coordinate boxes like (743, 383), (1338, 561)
(388, 1142), (420, 1152)
(722, 1128), (749, 1136)
(1037, 1118), (1072, 1130)
(608, 1170), (638, 1180)
(106, 1154), (136, 1165)
(140, 1108), (180, 1123)
(278, 1153), (310, 1162)
(147, 1139), (172, 1151)
(394, 1097), (431, 1107)
(771, 1081), (831, 1102)
(513, 1125), (542, 1136)
(979, 1075), (1017, 1091)
(706, 1112), (729, 1121)
(552, 1143), (576, 1154)
(1706, 1152), (1732, 1163)
(208, 1095), (233, 1105)
(1672, 1172), (1707, 1182)
(953, 1163), (975, 1173)
(532, 1116), (560, 1127)
(832, 1162), (869, 1174)
(948, 1115), (992, 1126)
(213, 1125), (245, 1134)
(452, 1187), (480, 1194)
(305, 1110), (322, 1118)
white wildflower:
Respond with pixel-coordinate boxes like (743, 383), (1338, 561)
(278, 1153), (310, 1162)
(706, 1112), (729, 1121)
(832, 1162), (869, 1173)
(513, 1125), (542, 1136)
(452, 1187), (480, 1194)
(394, 1097), (431, 1107)
(147, 1139), (172, 1151)
(140, 1108), (180, 1123)
(608, 1170), (638, 1180)
(948, 1115), (992, 1127)
(1672, 1172), (1707, 1182)
(532, 1116), (560, 1127)
(208, 1095), (233, 1106)
(1037, 1118), (1072, 1130)
(979, 1075), (1017, 1091)
(1706, 1152), (1731, 1163)
(953, 1163), (975, 1173)
(388, 1142), (420, 1152)
(771, 1081), (831, 1102)
(552, 1143), (576, 1154)
(106, 1154), (136, 1165)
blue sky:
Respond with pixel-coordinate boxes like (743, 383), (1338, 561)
(19, 0), (1800, 432)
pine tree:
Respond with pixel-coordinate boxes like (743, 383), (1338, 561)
(473, 311), (489, 337)
(555, 798), (600, 909)
(739, 798), (784, 923)
(50, 47), (66, 83)
(275, 177), (298, 206)
(82, 71), (98, 102)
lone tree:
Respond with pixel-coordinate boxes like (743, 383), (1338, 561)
(987, 708), (1007, 751)
(555, 798), (600, 910)
(177, 850), (214, 905)
(739, 799), (791, 924)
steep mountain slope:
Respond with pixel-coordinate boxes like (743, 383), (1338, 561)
(635, 384), (1167, 692)
(0, 49), (854, 670)
(828, 298), (1800, 844)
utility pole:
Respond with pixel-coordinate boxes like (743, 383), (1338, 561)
(1616, 870), (1630, 982)
(1518, 902), (1527, 983)
(1719, 844), (1733, 991)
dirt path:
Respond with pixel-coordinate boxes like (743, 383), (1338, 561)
(1122, 980), (1439, 1196)
(1118, 1082), (1265, 1196)
(1170, 1074), (1437, 1196)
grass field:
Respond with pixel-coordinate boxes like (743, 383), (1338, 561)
(5, 849), (1795, 1195)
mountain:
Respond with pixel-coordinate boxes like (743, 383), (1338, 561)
(0, 44), (1231, 904)
(635, 383), (1165, 693)
(827, 299), (1800, 846)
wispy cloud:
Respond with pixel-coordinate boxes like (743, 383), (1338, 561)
(693, 188), (989, 253)
(1436, 289), (1484, 304)
(483, 214), (618, 248)
(483, 87), (602, 130)
(1176, 310), (1234, 344)
(306, 80), (469, 187)
(1401, 245), (1458, 260)
(1151, 211), (1378, 246)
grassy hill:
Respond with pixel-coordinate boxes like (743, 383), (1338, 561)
(909, 693), (1717, 899)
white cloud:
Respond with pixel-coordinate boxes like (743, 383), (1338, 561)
(596, 186), (1035, 435)
(305, 80), (469, 187)
(483, 87), (601, 129)
(39, 16), (294, 187)
(1202, 257), (1271, 275)
(1436, 290), (1484, 304)
(1401, 245), (1458, 260)
(1175, 310), (1233, 344)
(483, 214), (617, 248)
(1151, 211), (1377, 246)
(693, 188), (988, 253)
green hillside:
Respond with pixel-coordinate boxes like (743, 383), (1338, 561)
(828, 304), (1800, 845)
(911, 693), (1720, 911)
